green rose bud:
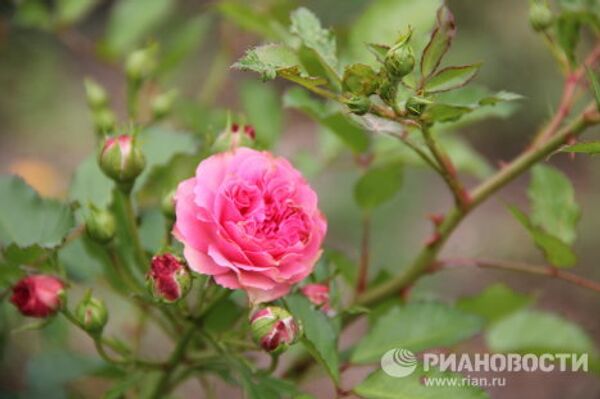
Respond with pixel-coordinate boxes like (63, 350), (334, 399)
(84, 78), (108, 110)
(385, 44), (415, 79)
(379, 78), (398, 105)
(346, 95), (371, 115)
(529, 1), (553, 32)
(75, 293), (108, 335)
(161, 190), (176, 220)
(342, 64), (379, 96)
(84, 205), (116, 244)
(151, 89), (178, 121)
(126, 47), (157, 84)
(250, 306), (302, 354)
(98, 134), (146, 185)
(146, 254), (191, 304)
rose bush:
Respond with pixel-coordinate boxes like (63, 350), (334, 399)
(173, 147), (327, 303)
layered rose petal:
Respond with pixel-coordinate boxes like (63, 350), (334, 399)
(173, 148), (327, 303)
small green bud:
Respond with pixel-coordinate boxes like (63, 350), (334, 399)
(84, 78), (108, 110)
(126, 47), (157, 83)
(147, 254), (191, 304)
(161, 190), (176, 219)
(75, 293), (108, 335)
(84, 205), (116, 244)
(250, 306), (302, 353)
(346, 95), (371, 115)
(151, 89), (178, 121)
(405, 96), (431, 116)
(342, 64), (379, 96)
(212, 123), (256, 153)
(379, 78), (398, 105)
(529, 1), (553, 31)
(385, 44), (415, 79)
(92, 109), (116, 134)
(98, 134), (146, 184)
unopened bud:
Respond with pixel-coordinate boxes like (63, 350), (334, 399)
(342, 64), (379, 96)
(161, 190), (176, 219)
(345, 95), (371, 115)
(98, 134), (146, 184)
(84, 205), (116, 244)
(92, 109), (116, 134)
(126, 47), (157, 84)
(75, 293), (108, 335)
(250, 306), (301, 353)
(84, 78), (108, 110)
(405, 96), (431, 116)
(11, 275), (65, 318)
(529, 1), (553, 31)
(151, 89), (178, 121)
(147, 254), (191, 303)
(212, 123), (256, 152)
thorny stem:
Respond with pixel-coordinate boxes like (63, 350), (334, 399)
(438, 258), (600, 294)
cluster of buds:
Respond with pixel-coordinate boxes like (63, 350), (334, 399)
(11, 275), (65, 318)
(146, 253), (191, 303)
(212, 122), (256, 152)
(250, 306), (301, 353)
(98, 134), (146, 189)
(301, 283), (335, 316)
(84, 78), (116, 134)
(75, 292), (108, 335)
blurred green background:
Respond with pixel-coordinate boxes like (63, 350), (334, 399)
(1, 0), (600, 398)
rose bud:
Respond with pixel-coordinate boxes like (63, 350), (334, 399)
(92, 108), (116, 134)
(126, 46), (157, 84)
(161, 189), (176, 220)
(75, 293), (108, 335)
(11, 275), (65, 318)
(250, 306), (302, 353)
(84, 78), (108, 110)
(300, 283), (334, 315)
(146, 253), (191, 303)
(212, 123), (256, 152)
(529, 1), (553, 32)
(385, 44), (415, 80)
(84, 205), (116, 244)
(405, 96), (432, 117)
(342, 64), (379, 96)
(98, 134), (146, 185)
(151, 89), (178, 121)
(345, 95), (371, 115)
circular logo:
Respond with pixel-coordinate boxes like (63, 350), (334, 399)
(380, 348), (417, 378)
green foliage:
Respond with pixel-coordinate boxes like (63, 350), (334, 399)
(354, 162), (404, 210)
(233, 44), (305, 81)
(240, 80), (283, 148)
(420, 6), (456, 79)
(351, 302), (483, 364)
(285, 294), (340, 383)
(355, 366), (489, 399)
(587, 68), (600, 111)
(456, 283), (532, 324)
(0, 176), (75, 249)
(424, 64), (481, 93)
(561, 141), (600, 153)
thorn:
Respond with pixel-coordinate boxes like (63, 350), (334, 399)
(425, 232), (441, 247)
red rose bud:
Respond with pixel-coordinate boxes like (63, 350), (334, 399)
(98, 134), (145, 184)
(75, 293), (108, 335)
(84, 205), (116, 244)
(147, 254), (191, 303)
(212, 123), (256, 152)
(250, 306), (301, 353)
(300, 283), (334, 315)
(11, 275), (65, 318)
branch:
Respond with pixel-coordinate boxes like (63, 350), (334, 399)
(438, 258), (600, 294)
(355, 213), (371, 295)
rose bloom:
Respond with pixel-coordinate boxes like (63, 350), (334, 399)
(11, 275), (64, 318)
(173, 148), (327, 303)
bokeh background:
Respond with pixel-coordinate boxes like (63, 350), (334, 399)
(1, 0), (600, 398)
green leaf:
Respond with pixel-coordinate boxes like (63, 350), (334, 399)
(528, 165), (580, 245)
(561, 141), (600, 153)
(351, 302), (483, 364)
(424, 64), (481, 93)
(218, 1), (282, 40)
(105, 0), (173, 56)
(158, 15), (211, 74)
(587, 68), (600, 111)
(285, 294), (340, 383)
(420, 5), (456, 79)
(354, 162), (403, 210)
(556, 14), (581, 65)
(486, 309), (598, 355)
(509, 206), (577, 268)
(233, 44), (301, 80)
(57, 0), (98, 24)
(422, 103), (473, 123)
(283, 87), (327, 119)
(240, 80), (283, 148)
(139, 209), (165, 253)
(456, 283), (532, 324)
(289, 7), (339, 81)
(69, 156), (113, 209)
(477, 90), (525, 106)
(203, 298), (243, 334)
(103, 372), (144, 399)
(0, 176), (75, 249)
(355, 366), (489, 399)
(348, 0), (442, 66)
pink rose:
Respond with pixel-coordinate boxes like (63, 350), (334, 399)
(173, 148), (326, 303)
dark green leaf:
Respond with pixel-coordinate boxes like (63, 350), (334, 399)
(420, 5), (456, 78)
(509, 206), (577, 268)
(203, 298), (243, 333)
(0, 176), (75, 249)
(69, 156), (113, 209)
(424, 64), (481, 93)
(561, 141), (600, 153)
(422, 103), (473, 123)
(351, 302), (483, 364)
(240, 80), (283, 148)
(456, 283), (532, 324)
(528, 165), (580, 245)
(286, 294), (340, 383)
(354, 162), (403, 210)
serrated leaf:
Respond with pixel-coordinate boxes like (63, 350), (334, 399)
(69, 156), (113, 210)
(422, 103), (473, 123)
(0, 176), (75, 249)
(424, 64), (481, 93)
(351, 302), (483, 364)
(355, 366), (489, 399)
(561, 141), (600, 153)
(240, 80), (282, 148)
(233, 44), (303, 81)
(354, 162), (403, 210)
(285, 294), (339, 383)
(290, 7), (339, 81)
(456, 283), (532, 324)
(528, 165), (580, 245)
(509, 206), (577, 268)
(420, 5), (456, 79)
(486, 309), (597, 355)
